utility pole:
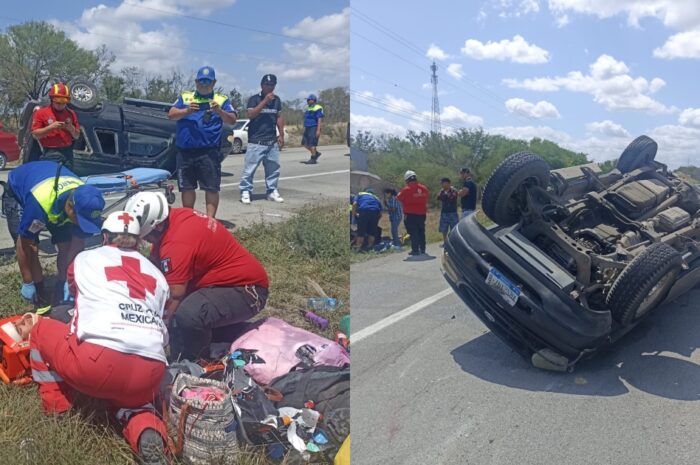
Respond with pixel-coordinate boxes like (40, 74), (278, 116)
(431, 61), (441, 134)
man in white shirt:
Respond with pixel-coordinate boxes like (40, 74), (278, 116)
(28, 210), (170, 465)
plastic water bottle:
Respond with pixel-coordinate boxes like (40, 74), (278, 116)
(307, 297), (338, 312)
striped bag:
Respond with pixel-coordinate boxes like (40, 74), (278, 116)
(167, 373), (239, 464)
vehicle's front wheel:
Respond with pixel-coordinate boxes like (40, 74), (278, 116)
(67, 79), (99, 111)
(607, 242), (682, 326)
(482, 151), (550, 226)
(231, 138), (243, 154)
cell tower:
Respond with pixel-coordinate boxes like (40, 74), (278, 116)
(430, 61), (441, 134)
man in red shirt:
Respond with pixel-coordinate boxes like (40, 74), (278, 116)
(31, 83), (80, 168)
(396, 170), (429, 256)
(125, 192), (269, 361)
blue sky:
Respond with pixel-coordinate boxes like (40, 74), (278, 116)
(350, 0), (700, 167)
(2, 0), (348, 103)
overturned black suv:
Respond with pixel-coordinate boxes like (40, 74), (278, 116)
(442, 136), (700, 371)
(17, 80), (232, 177)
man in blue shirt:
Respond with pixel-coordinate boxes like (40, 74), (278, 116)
(6, 160), (105, 305)
(168, 66), (237, 218)
(352, 188), (382, 252)
(239, 74), (285, 205)
(302, 94), (324, 164)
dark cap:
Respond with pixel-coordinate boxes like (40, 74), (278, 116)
(440, 177), (451, 183)
(459, 167), (471, 173)
(261, 74), (277, 86)
(72, 185), (105, 235)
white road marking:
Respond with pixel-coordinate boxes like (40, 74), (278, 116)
(220, 169), (349, 188)
(101, 169), (349, 200)
(353, 288), (454, 343)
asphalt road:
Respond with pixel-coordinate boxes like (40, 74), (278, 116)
(351, 242), (700, 465)
(0, 144), (349, 256)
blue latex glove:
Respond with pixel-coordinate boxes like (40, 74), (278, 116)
(20, 282), (37, 303)
(64, 281), (73, 302)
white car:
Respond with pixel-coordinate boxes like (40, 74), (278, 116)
(228, 119), (289, 154)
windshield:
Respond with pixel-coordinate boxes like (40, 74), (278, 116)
(232, 120), (248, 130)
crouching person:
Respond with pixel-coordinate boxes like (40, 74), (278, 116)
(27, 210), (171, 465)
(125, 192), (269, 361)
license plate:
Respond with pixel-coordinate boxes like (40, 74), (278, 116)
(485, 267), (521, 306)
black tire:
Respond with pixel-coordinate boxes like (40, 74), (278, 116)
(481, 151), (550, 226)
(67, 79), (99, 110)
(232, 138), (243, 154)
(616, 135), (657, 174)
(607, 242), (681, 326)
(0, 153), (6, 170)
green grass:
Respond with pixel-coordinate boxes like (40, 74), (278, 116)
(0, 203), (349, 465)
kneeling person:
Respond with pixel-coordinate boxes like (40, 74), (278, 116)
(27, 210), (171, 464)
(126, 192), (269, 361)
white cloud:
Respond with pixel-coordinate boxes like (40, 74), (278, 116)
(421, 106), (483, 127)
(505, 98), (561, 118)
(679, 108), (700, 128)
(647, 125), (700, 167)
(461, 35), (550, 64)
(350, 114), (407, 137)
(268, 8), (348, 84)
(384, 94), (416, 113)
(654, 29), (700, 59)
(503, 54), (674, 113)
(555, 13), (570, 27)
(491, 0), (541, 18)
(489, 125), (572, 145)
(548, 0), (700, 30)
(586, 120), (631, 138)
(426, 44), (449, 61)
(447, 63), (464, 80)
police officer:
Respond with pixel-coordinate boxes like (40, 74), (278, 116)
(240, 74), (285, 205)
(168, 66), (237, 218)
(302, 94), (324, 164)
(7, 160), (105, 306)
(30, 83), (80, 169)
(352, 188), (382, 252)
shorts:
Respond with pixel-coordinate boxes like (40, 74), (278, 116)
(302, 126), (319, 147)
(176, 148), (222, 192)
(41, 147), (74, 169)
(356, 210), (380, 237)
(439, 212), (459, 233)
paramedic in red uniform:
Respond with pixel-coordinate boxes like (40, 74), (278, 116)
(28, 210), (171, 465)
(31, 83), (80, 168)
(396, 170), (429, 256)
(125, 191), (269, 361)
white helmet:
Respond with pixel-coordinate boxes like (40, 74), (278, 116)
(102, 210), (141, 236)
(404, 170), (417, 181)
(124, 192), (169, 237)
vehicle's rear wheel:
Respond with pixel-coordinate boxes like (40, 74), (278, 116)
(0, 153), (6, 170)
(616, 135), (657, 174)
(232, 138), (243, 154)
(607, 242), (682, 326)
(67, 79), (99, 111)
(482, 151), (550, 226)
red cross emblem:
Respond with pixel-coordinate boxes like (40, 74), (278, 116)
(118, 212), (134, 225)
(104, 256), (157, 299)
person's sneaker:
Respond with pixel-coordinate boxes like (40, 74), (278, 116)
(306, 158), (318, 164)
(138, 428), (167, 465)
(267, 190), (284, 203)
(314, 151), (322, 160)
(408, 251), (420, 256)
(240, 191), (251, 204)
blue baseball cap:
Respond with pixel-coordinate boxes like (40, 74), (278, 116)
(307, 94), (317, 101)
(72, 185), (105, 234)
(196, 66), (216, 82)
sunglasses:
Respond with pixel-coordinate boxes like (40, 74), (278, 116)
(197, 79), (214, 86)
(52, 97), (69, 104)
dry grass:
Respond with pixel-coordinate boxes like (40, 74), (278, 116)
(0, 203), (349, 464)
(285, 123), (348, 148)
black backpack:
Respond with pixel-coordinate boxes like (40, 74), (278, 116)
(270, 366), (350, 461)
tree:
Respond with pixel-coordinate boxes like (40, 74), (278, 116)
(228, 89), (244, 114)
(318, 87), (349, 123)
(101, 73), (126, 103)
(0, 21), (113, 108)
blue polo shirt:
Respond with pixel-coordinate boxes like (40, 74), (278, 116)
(8, 161), (86, 241)
(172, 92), (235, 149)
(304, 104), (324, 127)
(355, 192), (382, 211)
